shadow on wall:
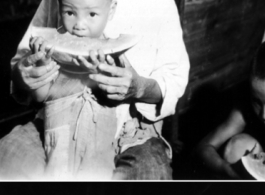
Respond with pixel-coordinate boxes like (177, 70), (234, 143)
(0, 1), (45, 139)
(0, 0), (41, 22)
(172, 79), (251, 180)
(0, 16), (37, 138)
(169, 0), (265, 179)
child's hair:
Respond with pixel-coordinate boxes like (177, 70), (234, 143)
(57, 0), (112, 4)
(252, 42), (265, 80)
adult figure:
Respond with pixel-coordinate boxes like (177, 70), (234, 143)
(0, 0), (189, 180)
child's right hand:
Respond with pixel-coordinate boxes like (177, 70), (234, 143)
(17, 53), (59, 92)
(29, 36), (54, 66)
(15, 37), (59, 91)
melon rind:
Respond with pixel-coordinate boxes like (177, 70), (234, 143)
(31, 27), (141, 66)
(241, 154), (265, 180)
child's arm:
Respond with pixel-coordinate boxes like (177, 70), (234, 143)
(195, 109), (246, 179)
(29, 37), (56, 102)
(30, 65), (54, 102)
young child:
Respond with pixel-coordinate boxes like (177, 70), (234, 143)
(196, 43), (265, 179)
(1, 0), (189, 180)
(30, 0), (117, 102)
(29, 0), (121, 180)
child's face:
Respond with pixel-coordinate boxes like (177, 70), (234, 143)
(60, 0), (116, 38)
(251, 77), (265, 122)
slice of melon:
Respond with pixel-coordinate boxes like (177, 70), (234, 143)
(31, 27), (140, 66)
(241, 152), (265, 180)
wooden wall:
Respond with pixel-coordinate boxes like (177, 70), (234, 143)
(178, 0), (265, 112)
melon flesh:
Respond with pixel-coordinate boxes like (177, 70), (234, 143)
(31, 27), (140, 66)
(241, 152), (265, 180)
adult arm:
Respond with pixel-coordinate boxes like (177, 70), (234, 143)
(195, 109), (246, 179)
(90, 0), (190, 122)
(134, 0), (190, 121)
(89, 54), (163, 104)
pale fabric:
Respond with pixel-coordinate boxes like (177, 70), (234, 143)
(43, 88), (117, 180)
(10, 0), (190, 148)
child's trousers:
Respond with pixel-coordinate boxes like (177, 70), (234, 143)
(0, 86), (172, 180)
(0, 119), (172, 180)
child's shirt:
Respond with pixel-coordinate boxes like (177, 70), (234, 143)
(42, 68), (118, 179)
(44, 81), (118, 179)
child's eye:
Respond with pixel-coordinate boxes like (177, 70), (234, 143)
(67, 11), (74, 16)
(64, 11), (74, 16)
(90, 12), (97, 17)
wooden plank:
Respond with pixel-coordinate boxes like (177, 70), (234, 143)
(188, 22), (264, 75)
(177, 0), (265, 111)
(189, 26), (264, 79)
(178, 58), (252, 112)
(184, 16), (265, 57)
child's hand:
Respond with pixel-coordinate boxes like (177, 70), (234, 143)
(17, 53), (59, 91)
(73, 49), (115, 74)
(15, 37), (59, 92)
(29, 36), (54, 66)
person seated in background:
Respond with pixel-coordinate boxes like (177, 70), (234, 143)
(195, 43), (265, 179)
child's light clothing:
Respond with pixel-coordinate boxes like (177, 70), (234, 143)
(44, 87), (117, 179)
(43, 71), (117, 179)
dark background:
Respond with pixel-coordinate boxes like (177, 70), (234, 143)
(0, 0), (41, 137)
(0, 0), (265, 185)
(0, 183), (263, 195)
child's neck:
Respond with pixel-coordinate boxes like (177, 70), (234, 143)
(100, 33), (107, 40)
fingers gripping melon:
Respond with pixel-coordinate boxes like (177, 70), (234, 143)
(242, 152), (265, 180)
(31, 27), (140, 66)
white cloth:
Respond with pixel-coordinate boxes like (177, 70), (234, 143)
(11, 0), (190, 138)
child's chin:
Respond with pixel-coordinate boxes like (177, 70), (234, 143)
(71, 32), (88, 37)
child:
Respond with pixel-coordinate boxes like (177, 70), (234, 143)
(30, 0), (117, 102)
(29, 0), (122, 180)
(1, 0), (190, 180)
(195, 43), (265, 179)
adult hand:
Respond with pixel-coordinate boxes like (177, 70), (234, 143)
(14, 51), (59, 91)
(73, 50), (114, 74)
(89, 54), (143, 101)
